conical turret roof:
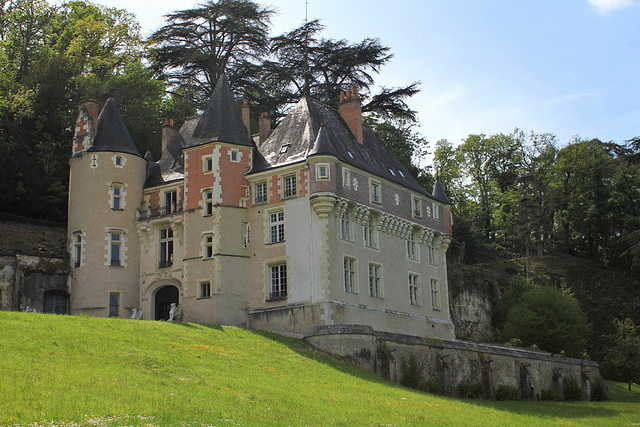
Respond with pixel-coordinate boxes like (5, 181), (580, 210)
(182, 74), (251, 148)
(88, 98), (141, 157)
(432, 178), (450, 204)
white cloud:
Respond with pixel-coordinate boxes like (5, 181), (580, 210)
(588, 0), (634, 14)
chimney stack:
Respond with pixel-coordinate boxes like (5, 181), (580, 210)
(338, 88), (363, 144)
(241, 100), (250, 138)
(162, 119), (178, 157)
(259, 112), (271, 143)
(72, 99), (100, 154)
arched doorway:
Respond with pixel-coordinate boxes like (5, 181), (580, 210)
(154, 285), (179, 320)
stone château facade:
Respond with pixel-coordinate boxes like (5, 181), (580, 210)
(67, 75), (455, 339)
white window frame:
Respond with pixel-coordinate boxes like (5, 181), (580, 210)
(343, 168), (351, 188)
(407, 231), (419, 261)
(111, 183), (124, 210)
(316, 163), (330, 180)
(109, 230), (122, 267)
(203, 233), (213, 259)
(429, 245), (438, 266)
(368, 262), (382, 299)
(363, 216), (378, 249)
(199, 280), (211, 299)
(159, 227), (174, 268)
(432, 202), (440, 220)
(268, 263), (288, 300)
(412, 196), (422, 219)
(431, 278), (441, 310)
(72, 231), (83, 269)
(340, 210), (351, 241)
(269, 210), (285, 244)
(343, 256), (357, 293)
(203, 189), (213, 216)
(230, 149), (240, 163)
(409, 273), (421, 306)
(203, 155), (214, 173)
(254, 181), (267, 205)
(283, 174), (297, 199)
(370, 180), (381, 205)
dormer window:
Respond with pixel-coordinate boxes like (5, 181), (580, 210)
(398, 170), (406, 178)
(388, 168), (396, 176)
(347, 151), (354, 159)
(280, 144), (290, 154)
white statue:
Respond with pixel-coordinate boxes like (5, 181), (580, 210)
(130, 308), (143, 320)
(168, 303), (176, 322)
(168, 303), (183, 322)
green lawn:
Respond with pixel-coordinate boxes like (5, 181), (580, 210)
(0, 312), (638, 426)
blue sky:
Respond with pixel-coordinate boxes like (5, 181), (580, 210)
(98, 0), (639, 148)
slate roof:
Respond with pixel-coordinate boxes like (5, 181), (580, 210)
(144, 128), (185, 187)
(181, 74), (251, 148)
(251, 97), (433, 197)
(88, 98), (142, 157)
(432, 179), (451, 205)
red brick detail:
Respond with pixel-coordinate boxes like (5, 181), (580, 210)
(270, 174), (281, 204)
(147, 190), (160, 210)
(185, 146), (216, 210)
(218, 147), (252, 206)
(298, 168), (308, 198)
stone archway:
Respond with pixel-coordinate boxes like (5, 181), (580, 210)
(154, 285), (179, 320)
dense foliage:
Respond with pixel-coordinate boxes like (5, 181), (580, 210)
(435, 131), (640, 271)
(605, 318), (640, 391)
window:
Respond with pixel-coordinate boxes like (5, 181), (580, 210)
(407, 231), (419, 261)
(347, 151), (354, 159)
(280, 144), (290, 154)
(431, 278), (441, 310)
(344, 257), (357, 293)
(340, 211), (351, 241)
(230, 149), (239, 162)
(269, 264), (288, 300)
(316, 164), (329, 180)
(159, 227), (174, 268)
(398, 170), (406, 178)
(429, 245), (438, 266)
(199, 281), (211, 299)
(203, 156), (213, 172)
(72, 233), (82, 268)
(363, 217), (377, 249)
(409, 274), (421, 306)
(242, 222), (251, 247)
(203, 190), (213, 216)
(269, 211), (285, 243)
(412, 197), (422, 218)
(109, 292), (120, 317)
(433, 202), (440, 220)
(115, 156), (122, 166)
(388, 167), (396, 176)
(111, 184), (123, 210)
(370, 180), (381, 204)
(203, 234), (213, 259)
(283, 175), (297, 198)
(343, 168), (351, 188)
(255, 181), (267, 205)
(165, 190), (177, 215)
(110, 231), (122, 266)
(368, 263), (382, 298)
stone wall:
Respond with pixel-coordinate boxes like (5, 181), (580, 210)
(449, 289), (494, 342)
(304, 324), (602, 401)
(0, 255), (70, 313)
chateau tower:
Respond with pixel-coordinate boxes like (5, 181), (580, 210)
(68, 98), (147, 317)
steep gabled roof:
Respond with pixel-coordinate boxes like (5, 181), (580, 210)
(144, 130), (186, 187)
(182, 74), (252, 148)
(432, 178), (450, 204)
(88, 98), (141, 157)
(251, 97), (430, 196)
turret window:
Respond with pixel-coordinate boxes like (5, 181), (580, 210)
(203, 233), (213, 259)
(72, 232), (83, 268)
(110, 183), (125, 210)
(110, 232), (122, 266)
(203, 189), (213, 216)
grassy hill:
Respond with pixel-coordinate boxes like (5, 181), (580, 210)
(1, 312), (639, 426)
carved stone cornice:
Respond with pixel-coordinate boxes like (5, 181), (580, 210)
(310, 193), (337, 219)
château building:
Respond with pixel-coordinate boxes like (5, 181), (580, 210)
(67, 75), (455, 339)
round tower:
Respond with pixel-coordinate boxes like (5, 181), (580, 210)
(68, 98), (146, 318)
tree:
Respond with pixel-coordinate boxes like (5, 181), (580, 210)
(605, 318), (640, 391)
(148, 0), (274, 106)
(262, 19), (419, 120)
(502, 286), (590, 358)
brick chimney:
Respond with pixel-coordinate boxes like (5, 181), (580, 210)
(241, 100), (250, 138)
(259, 112), (271, 143)
(72, 99), (100, 154)
(162, 119), (178, 157)
(339, 88), (363, 144)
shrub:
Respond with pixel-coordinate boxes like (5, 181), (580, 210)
(540, 388), (561, 401)
(456, 379), (484, 399)
(495, 384), (522, 401)
(562, 375), (583, 401)
(590, 378), (607, 401)
(400, 354), (422, 390)
(425, 377), (442, 394)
